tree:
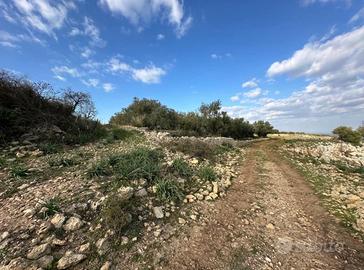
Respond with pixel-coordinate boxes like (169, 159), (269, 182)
(253, 121), (274, 137)
(199, 100), (222, 118)
(333, 126), (362, 145)
(62, 89), (96, 119)
(357, 122), (364, 138)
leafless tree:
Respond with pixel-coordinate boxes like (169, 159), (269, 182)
(62, 89), (96, 119)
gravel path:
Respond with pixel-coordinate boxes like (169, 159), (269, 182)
(157, 141), (364, 270)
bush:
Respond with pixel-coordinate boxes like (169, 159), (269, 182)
(106, 128), (138, 143)
(87, 160), (112, 178)
(357, 125), (364, 138)
(164, 140), (216, 161)
(41, 198), (60, 219)
(253, 120), (274, 137)
(198, 166), (217, 181)
(333, 126), (362, 145)
(170, 158), (193, 178)
(156, 179), (184, 202)
(0, 70), (106, 145)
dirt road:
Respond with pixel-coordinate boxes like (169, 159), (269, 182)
(156, 141), (364, 270)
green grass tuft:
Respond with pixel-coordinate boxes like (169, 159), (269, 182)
(10, 165), (29, 178)
(156, 179), (184, 202)
(198, 166), (217, 181)
(170, 158), (193, 178)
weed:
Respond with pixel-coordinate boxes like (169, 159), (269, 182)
(102, 195), (132, 236)
(106, 128), (138, 143)
(110, 148), (163, 182)
(38, 143), (62, 155)
(164, 140), (217, 161)
(156, 179), (184, 202)
(198, 166), (217, 181)
(87, 160), (112, 178)
(10, 165), (29, 178)
(42, 198), (60, 219)
(170, 158), (193, 178)
(214, 142), (235, 155)
(0, 157), (6, 169)
(48, 155), (78, 167)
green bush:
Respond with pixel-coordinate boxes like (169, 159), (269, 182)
(198, 166), (217, 181)
(110, 148), (163, 182)
(253, 120), (274, 137)
(164, 140), (216, 161)
(42, 198), (60, 219)
(10, 165), (29, 178)
(156, 179), (184, 202)
(357, 125), (364, 138)
(333, 126), (362, 145)
(170, 158), (193, 178)
(106, 128), (138, 143)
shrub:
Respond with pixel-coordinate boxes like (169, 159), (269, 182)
(110, 148), (163, 182)
(253, 120), (274, 137)
(38, 143), (63, 154)
(170, 158), (193, 178)
(10, 165), (29, 178)
(106, 128), (138, 143)
(164, 140), (216, 161)
(156, 179), (184, 202)
(214, 142), (235, 155)
(333, 126), (362, 145)
(357, 125), (364, 138)
(198, 166), (217, 181)
(87, 160), (112, 178)
(102, 195), (132, 235)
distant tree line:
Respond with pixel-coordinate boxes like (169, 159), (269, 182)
(110, 98), (277, 139)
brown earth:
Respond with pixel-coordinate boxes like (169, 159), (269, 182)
(141, 140), (364, 270)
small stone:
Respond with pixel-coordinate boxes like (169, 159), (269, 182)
(37, 255), (53, 269)
(51, 214), (66, 229)
(178, 218), (186, 224)
(153, 207), (164, 219)
(266, 223), (275, 230)
(117, 186), (134, 202)
(121, 236), (129, 245)
(154, 229), (162, 237)
(78, 243), (90, 253)
(212, 182), (219, 194)
(135, 188), (148, 197)
(63, 217), (83, 231)
(205, 196), (212, 201)
(195, 193), (204, 201)
(100, 261), (112, 270)
(96, 237), (109, 256)
(27, 243), (51, 260)
(190, 215), (197, 220)
(0, 231), (10, 242)
(190, 158), (199, 165)
(57, 251), (86, 269)
(210, 193), (218, 200)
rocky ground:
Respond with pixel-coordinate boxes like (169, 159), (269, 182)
(1, 131), (364, 270)
(281, 139), (364, 238)
(0, 127), (242, 270)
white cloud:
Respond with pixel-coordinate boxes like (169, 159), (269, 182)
(0, 30), (44, 48)
(99, 0), (193, 38)
(81, 47), (94, 58)
(300, 0), (351, 6)
(230, 95), (240, 102)
(349, 7), (364, 24)
(132, 65), (166, 84)
(244, 88), (262, 98)
(5, 0), (76, 37)
(157, 33), (165, 40)
(108, 57), (166, 84)
(69, 16), (106, 47)
(224, 26), (364, 132)
(52, 66), (81, 78)
(211, 53), (232, 60)
(54, 75), (66, 81)
(103, 83), (114, 92)
(242, 78), (258, 88)
(82, 78), (99, 87)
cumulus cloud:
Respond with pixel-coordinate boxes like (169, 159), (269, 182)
(99, 0), (193, 38)
(3, 0), (76, 37)
(224, 26), (364, 132)
(103, 83), (114, 92)
(108, 57), (166, 84)
(244, 88), (262, 98)
(0, 29), (45, 48)
(242, 78), (258, 88)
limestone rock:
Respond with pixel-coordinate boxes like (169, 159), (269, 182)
(96, 237), (110, 256)
(37, 255), (53, 269)
(153, 207), (164, 219)
(100, 261), (112, 270)
(63, 217), (83, 231)
(57, 251), (86, 269)
(117, 186), (134, 202)
(51, 213), (66, 229)
(27, 243), (50, 260)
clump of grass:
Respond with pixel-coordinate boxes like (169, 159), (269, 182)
(38, 143), (62, 155)
(110, 148), (163, 182)
(170, 158), (193, 178)
(10, 165), (29, 178)
(156, 179), (184, 202)
(335, 162), (364, 177)
(102, 195), (132, 236)
(106, 128), (138, 143)
(48, 155), (79, 167)
(164, 140), (216, 161)
(198, 166), (217, 181)
(42, 198), (60, 219)
(0, 157), (6, 169)
(87, 160), (112, 178)
(214, 142), (235, 155)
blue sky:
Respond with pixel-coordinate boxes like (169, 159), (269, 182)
(1, 0), (364, 133)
